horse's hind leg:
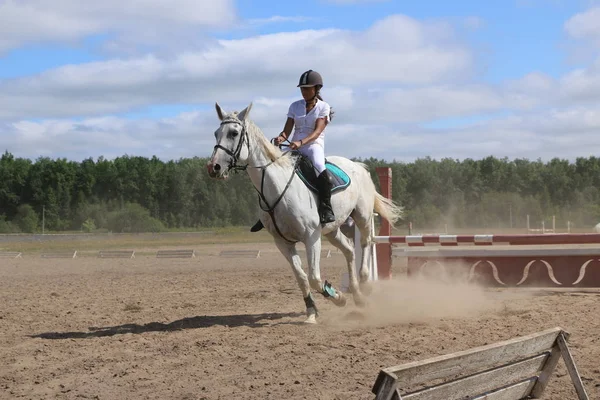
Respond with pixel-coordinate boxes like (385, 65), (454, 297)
(351, 211), (375, 296)
(324, 228), (366, 307)
(273, 239), (317, 324)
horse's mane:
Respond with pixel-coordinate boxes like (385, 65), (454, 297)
(229, 111), (294, 168)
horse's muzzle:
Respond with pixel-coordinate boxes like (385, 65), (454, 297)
(206, 162), (226, 180)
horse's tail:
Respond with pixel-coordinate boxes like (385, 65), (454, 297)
(374, 190), (404, 228)
(355, 162), (404, 227)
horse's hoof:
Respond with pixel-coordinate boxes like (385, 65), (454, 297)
(332, 292), (347, 307)
(304, 306), (318, 324)
(360, 281), (373, 296)
(304, 314), (317, 324)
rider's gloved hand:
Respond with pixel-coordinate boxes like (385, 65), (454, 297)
(273, 134), (286, 145)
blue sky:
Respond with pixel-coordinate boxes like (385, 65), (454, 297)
(1, 0), (599, 162)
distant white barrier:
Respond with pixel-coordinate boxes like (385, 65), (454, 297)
(0, 251), (22, 259)
(156, 249), (196, 258)
(219, 250), (261, 258)
(41, 251), (77, 259)
(98, 250), (135, 259)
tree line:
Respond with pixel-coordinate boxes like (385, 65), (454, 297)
(0, 150), (599, 233)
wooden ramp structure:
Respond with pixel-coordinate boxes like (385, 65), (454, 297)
(98, 250), (135, 259)
(219, 250), (261, 258)
(372, 327), (589, 400)
(156, 249), (195, 259)
(0, 251), (22, 259)
(41, 251), (77, 259)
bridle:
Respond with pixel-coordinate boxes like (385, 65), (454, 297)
(211, 117), (250, 172)
(211, 117), (300, 244)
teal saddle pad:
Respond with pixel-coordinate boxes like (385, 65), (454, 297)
(295, 157), (351, 194)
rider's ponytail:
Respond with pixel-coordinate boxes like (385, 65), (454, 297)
(316, 88), (335, 121)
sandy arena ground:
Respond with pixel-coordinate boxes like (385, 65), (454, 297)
(1, 242), (599, 399)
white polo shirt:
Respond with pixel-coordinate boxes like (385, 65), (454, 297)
(287, 99), (331, 147)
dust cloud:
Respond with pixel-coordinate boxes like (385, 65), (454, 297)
(327, 271), (517, 329)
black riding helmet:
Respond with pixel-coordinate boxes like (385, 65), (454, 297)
(297, 70), (323, 88)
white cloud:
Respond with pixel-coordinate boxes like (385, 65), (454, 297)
(499, 60), (600, 109)
(343, 85), (504, 124)
(564, 6), (600, 43)
(328, 105), (600, 162)
(3, 98), (600, 163)
(2, 112), (211, 161)
(0, 0), (237, 53)
(2, 7), (600, 164)
(559, 58), (600, 103)
(246, 16), (316, 26)
(562, 6), (600, 63)
(0, 15), (474, 120)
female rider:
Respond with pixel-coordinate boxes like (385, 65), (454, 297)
(251, 69), (336, 232)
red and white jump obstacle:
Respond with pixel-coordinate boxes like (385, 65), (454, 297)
(360, 167), (600, 288)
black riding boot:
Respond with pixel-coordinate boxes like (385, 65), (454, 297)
(250, 219), (264, 232)
(316, 170), (336, 225)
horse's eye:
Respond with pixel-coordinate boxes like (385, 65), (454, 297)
(231, 130), (239, 137)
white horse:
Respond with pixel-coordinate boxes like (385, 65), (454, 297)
(206, 102), (403, 324)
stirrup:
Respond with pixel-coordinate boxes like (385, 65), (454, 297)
(250, 220), (264, 232)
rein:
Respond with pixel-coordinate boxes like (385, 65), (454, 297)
(213, 118), (299, 244)
(255, 153), (301, 244)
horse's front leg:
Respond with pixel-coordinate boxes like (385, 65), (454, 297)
(273, 239), (317, 324)
(305, 231), (347, 308)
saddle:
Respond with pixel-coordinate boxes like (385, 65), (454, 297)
(293, 152), (351, 194)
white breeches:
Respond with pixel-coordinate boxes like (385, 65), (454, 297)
(298, 143), (326, 174)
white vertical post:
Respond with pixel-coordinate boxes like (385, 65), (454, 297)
(370, 217), (378, 281)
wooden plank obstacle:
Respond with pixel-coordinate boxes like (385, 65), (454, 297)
(219, 250), (261, 258)
(373, 233), (600, 287)
(0, 251), (22, 259)
(372, 327), (589, 400)
(156, 249), (195, 258)
(41, 250), (77, 259)
(370, 166), (600, 287)
(98, 250), (135, 259)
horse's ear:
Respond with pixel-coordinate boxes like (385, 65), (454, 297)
(237, 102), (253, 121)
(215, 102), (225, 121)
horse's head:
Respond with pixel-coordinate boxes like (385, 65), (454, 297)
(207, 102), (253, 179)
